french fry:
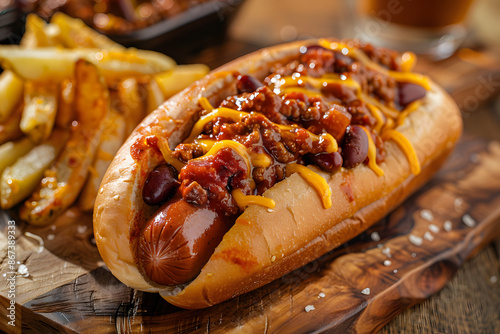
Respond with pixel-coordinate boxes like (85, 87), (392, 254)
(155, 64), (210, 98)
(50, 12), (123, 50)
(20, 81), (58, 143)
(56, 78), (76, 128)
(0, 71), (24, 123)
(0, 103), (24, 145)
(23, 14), (54, 47)
(0, 138), (36, 177)
(20, 60), (110, 225)
(116, 77), (146, 134)
(0, 129), (68, 210)
(0, 47), (176, 82)
(145, 78), (165, 114)
(79, 110), (127, 211)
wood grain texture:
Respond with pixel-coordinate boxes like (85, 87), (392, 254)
(1, 136), (498, 333)
(0, 208), (102, 306)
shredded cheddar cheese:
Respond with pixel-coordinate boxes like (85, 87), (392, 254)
(185, 108), (247, 142)
(157, 136), (186, 171)
(198, 96), (213, 112)
(382, 130), (421, 175)
(198, 140), (252, 175)
(366, 104), (385, 133)
(360, 126), (384, 176)
(318, 38), (431, 90)
(195, 139), (273, 169)
(400, 52), (417, 72)
(232, 188), (275, 210)
(286, 163), (332, 209)
(396, 100), (422, 127)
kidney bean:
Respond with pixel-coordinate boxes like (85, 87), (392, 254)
(142, 164), (180, 206)
(236, 75), (264, 93)
(341, 125), (369, 168)
(398, 82), (426, 107)
(307, 151), (343, 173)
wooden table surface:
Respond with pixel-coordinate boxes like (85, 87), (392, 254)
(1, 1), (500, 333)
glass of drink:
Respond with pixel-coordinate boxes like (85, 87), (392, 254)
(354, 0), (476, 59)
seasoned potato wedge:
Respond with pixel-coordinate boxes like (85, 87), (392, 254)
(20, 81), (58, 143)
(50, 12), (123, 50)
(0, 138), (36, 176)
(0, 103), (24, 145)
(1, 129), (68, 209)
(20, 60), (110, 225)
(0, 71), (24, 123)
(79, 110), (127, 211)
(155, 64), (210, 98)
(0, 47), (176, 82)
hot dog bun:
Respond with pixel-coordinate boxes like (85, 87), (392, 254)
(93, 39), (462, 309)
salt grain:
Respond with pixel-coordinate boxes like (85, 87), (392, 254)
(318, 292), (326, 298)
(271, 255), (276, 263)
(393, 269), (398, 274)
(420, 209), (434, 222)
(409, 234), (423, 246)
(411, 252), (416, 257)
(382, 247), (392, 258)
(2, 273), (6, 277)
(305, 305), (316, 312)
(462, 214), (476, 227)
(50, 225), (56, 231)
(17, 264), (29, 277)
(454, 198), (464, 210)
(47, 234), (55, 241)
(77, 225), (88, 234)
(370, 232), (381, 242)
(429, 224), (440, 233)
(424, 231), (434, 242)
(113, 195), (120, 201)
(490, 276), (498, 283)
(361, 288), (370, 295)
(444, 220), (453, 232)
(267, 208), (274, 213)
(383, 260), (392, 266)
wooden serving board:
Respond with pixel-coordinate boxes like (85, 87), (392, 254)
(1, 136), (500, 334)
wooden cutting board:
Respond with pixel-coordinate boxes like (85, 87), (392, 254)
(1, 135), (500, 334)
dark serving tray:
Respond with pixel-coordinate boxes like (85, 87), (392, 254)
(8, 0), (244, 63)
(109, 0), (244, 58)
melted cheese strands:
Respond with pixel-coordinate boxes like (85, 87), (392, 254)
(194, 139), (273, 169)
(396, 100), (422, 127)
(286, 163), (332, 209)
(197, 140), (252, 176)
(318, 39), (431, 90)
(360, 126), (384, 176)
(382, 130), (421, 175)
(232, 188), (275, 210)
(185, 108), (247, 143)
(157, 136), (186, 171)
(198, 97), (214, 112)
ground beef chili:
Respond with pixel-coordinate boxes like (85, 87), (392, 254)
(140, 40), (428, 218)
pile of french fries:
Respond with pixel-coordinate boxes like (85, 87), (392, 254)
(0, 13), (209, 225)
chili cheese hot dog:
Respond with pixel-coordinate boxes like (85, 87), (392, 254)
(93, 39), (462, 309)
